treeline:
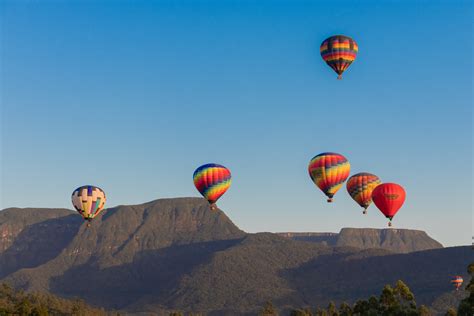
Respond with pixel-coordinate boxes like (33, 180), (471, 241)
(259, 263), (473, 316)
(0, 283), (116, 316)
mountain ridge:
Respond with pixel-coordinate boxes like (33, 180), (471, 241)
(0, 197), (469, 315)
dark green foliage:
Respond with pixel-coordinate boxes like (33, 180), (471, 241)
(418, 305), (431, 316)
(457, 262), (474, 316)
(0, 283), (111, 315)
(259, 301), (278, 316)
(327, 301), (339, 316)
(339, 302), (352, 316)
(168, 312), (183, 316)
(290, 308), (313, 316)
(304, 280), (429, 316)
(445, 307), (457, 316)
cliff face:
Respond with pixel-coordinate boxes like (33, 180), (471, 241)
(335, 228), (443, 253)
(1, 198), (246, 291)
(0, 208), (82, 279)
(278, 228), (442, 253)
(276, 232), (339, 246)
(0, 208), (74, 253)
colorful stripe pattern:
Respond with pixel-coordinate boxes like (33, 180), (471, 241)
(308, 152), (351, 202)
(193, 163), (231, 208)
(320, 35), (358, 79)
(451, 276), (464, 290)
(71, 185), (106, 221)
(346, 172), (382, 211)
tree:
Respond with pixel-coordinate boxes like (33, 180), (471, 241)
(418, 305), (432, 316)
(315, 308), (328, 316)
(259, 301), (278, 316)
(418, 305), (431, 316)
(290, 309), (312, 316)
(457, 262), (474, 316)
(446, 307), (457, 316)
(327, 301), (339, 316)
(339, 302), (352, 316)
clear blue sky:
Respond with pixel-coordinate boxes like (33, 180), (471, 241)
(1, 0), (472, 247)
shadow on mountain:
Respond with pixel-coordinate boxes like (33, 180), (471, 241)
(49, 238), (243, 309)
(283, 246), (472, 307)
(0, 214), (82, 279)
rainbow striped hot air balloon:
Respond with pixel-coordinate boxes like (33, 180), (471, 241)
(308, 152), (351, 202)
(71, 185), (106, 225)
(346, 172), (382, 214)
(320, 35), (358, 79)
(451, 276), (464, 290)
(193, 163), (231, 210)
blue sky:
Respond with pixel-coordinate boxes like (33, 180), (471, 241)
(1, 0), (472, 246)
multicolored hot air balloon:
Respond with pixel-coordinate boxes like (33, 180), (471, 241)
(346, 172), (382, 214)
(320, 35), (358, 79)
(193, 163), (231, 210)
(372, 183), (406, 226)
(71, 185), (106, 224)
(451, 276), (464, 290)
(308, 152), (351, 202)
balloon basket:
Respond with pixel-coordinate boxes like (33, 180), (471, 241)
(363, 209), (367, 215)
(388, 221), (392, 227)
(327, 198), (333, 203)
(210, 203), (217, 211)
(337, 75), (342, 80)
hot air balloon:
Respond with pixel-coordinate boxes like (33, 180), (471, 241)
(320, 35), (358, 79)
(71, 185), (106, 225)
(451, 276), (464, 290)
(372, 183), (406, 226)
(308, 152), (351, 202)
(346, 172), (382, 214)
(193, 163), (231, 210)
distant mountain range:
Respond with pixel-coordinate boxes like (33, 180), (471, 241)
(0, 198), (470, 315)
(277, 227), (443, 253)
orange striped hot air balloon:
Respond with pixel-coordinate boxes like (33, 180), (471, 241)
(451, 276), (463, 290)
(320, 35), (358, 79)
(346, 173), (382, 214)
(308, 152), (351, 202)
(193, 163), (231, 210)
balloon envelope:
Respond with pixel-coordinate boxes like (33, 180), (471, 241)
(193, 163), (231, 209)
(308, 152), (350, 202)
(372, 183), (406, 222)
(71, 185), (106, 221)
(346, 172), (381, 212)
(320, 35), (358, 79)
(451, 276), (463, 290)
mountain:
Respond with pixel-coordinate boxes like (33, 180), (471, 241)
(278, 228), (443, 253)
(0, 198), (470, 315)
(0, 208), (82, 279)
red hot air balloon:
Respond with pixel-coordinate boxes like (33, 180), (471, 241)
(372, 183), (406, 227)
(451, 276), (464, 290)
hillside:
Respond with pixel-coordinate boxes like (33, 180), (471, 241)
(0, 282), (111, 315)
(0, 198), (469, 315)
(278, 228), (443, 253)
